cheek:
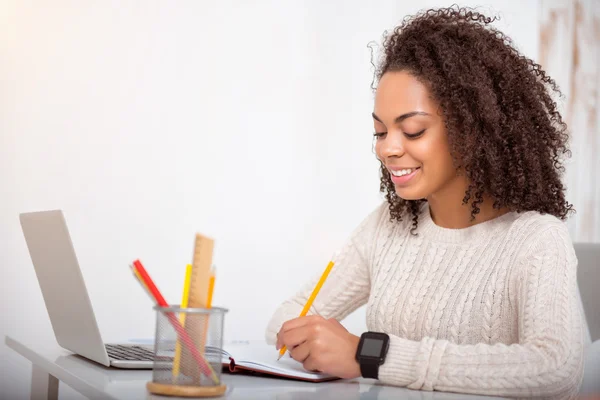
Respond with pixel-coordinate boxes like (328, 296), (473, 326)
(412, 136), (455, 179)
(424, 144), (456, 184)
(409, 136), (443, 164)
(374, 141), (383, 161)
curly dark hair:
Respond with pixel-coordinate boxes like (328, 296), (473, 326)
(372, 6), (575, 232)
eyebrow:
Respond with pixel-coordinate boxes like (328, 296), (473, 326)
(372, 111), (430, 124)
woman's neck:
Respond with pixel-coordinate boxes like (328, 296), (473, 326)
(426, 175), (509, 229)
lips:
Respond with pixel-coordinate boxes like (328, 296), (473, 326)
(389, 167), (419, 177)
(388, 167), (420, 185)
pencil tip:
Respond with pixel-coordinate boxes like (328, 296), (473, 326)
(276, 354), (283, 361)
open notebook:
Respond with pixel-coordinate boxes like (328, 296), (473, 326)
(208, 341), (338, 382)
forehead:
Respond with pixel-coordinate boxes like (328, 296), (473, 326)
(374, 71), (436, 118)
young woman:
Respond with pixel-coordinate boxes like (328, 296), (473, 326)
(266, 6), (584, 399)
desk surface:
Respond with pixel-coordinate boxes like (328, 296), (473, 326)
(5, 335), (506, 400)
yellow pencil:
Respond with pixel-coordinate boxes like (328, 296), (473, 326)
(277, 258), (336, 361)
(206, 267), (216, 308)
(172, 264), (193, 379)
(199, 267), (217, 348)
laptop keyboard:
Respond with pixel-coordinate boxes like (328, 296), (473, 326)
(105, 344), (154, 361)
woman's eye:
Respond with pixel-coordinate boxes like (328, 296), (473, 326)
(373, 132), (387, 139)
(404, 129), (425, 139)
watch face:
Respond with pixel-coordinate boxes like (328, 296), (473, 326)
(361, 337), (384, 357)
(356, 332), (390, 375)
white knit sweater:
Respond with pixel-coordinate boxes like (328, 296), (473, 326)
(265, 202), (584, 399)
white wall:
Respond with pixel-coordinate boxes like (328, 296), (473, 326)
(0, 1), (538, 398)
(539, 0), (600, 243)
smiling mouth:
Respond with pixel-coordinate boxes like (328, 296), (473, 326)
(389, 167), (420, 177)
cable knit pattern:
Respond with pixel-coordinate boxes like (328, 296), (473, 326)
(265, 202), (584, 399)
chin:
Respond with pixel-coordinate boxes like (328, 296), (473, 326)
(394, 187), (427, 201)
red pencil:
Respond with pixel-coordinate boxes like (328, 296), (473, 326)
(132, 259), (217, 382)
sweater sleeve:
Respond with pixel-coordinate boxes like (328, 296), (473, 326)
(377, 226), (585, 399)
(264, 203), (388, 345)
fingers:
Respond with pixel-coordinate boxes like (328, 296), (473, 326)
(280, 315), (324, 333)
(276, 315), (325, 349)
(302, 355), (320, 373)
(289, 341), (311, 363)
(278, 325), (314, 350)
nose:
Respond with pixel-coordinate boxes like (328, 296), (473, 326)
(377, 132), (405, 161)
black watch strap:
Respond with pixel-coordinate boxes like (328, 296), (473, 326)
(359, 360), (380, 379)
(356, 331), (389, 380)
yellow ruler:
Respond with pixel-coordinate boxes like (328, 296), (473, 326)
(180, 233), (215, 382)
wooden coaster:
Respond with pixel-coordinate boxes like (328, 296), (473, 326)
(146, 382), (227, 397)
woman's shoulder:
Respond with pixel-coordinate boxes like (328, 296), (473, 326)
(510, 209), (571, 239)
(507, 209), (575, 260)
(353, 201), (391, 235)
(351, 200), (417, 238)
(346, 201), (411, 263)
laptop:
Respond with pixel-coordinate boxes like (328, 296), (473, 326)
(19, 209), (154, 369)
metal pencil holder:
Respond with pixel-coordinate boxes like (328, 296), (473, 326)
(146, 305), (228, 398)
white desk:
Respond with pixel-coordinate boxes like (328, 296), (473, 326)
(5, 335), (506, 400)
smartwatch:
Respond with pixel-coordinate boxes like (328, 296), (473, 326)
(355, 331), (390, 379)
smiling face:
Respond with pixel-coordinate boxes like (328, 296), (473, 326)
(373, 70), (462, 201)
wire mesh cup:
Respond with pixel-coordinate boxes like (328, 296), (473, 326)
(146, 305), (228, 398)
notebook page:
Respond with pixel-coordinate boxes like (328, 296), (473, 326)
(223, 341), (334, 380)
(204, 345), (231, 364)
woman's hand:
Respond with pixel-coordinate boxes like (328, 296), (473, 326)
(276, 315), (361, 379)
